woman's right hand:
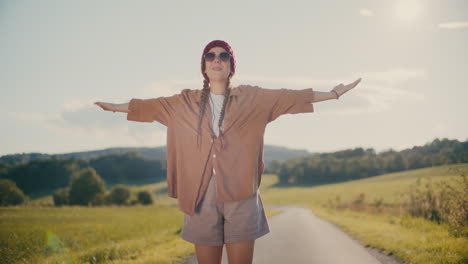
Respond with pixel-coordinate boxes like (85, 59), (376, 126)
(331, 78), (362, 98)
(94, 102), (117, 112)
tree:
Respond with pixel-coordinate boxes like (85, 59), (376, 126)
(278, 165), (291, 185)
(265, 160), (282, 174)
(52, 187), (70, 206)
(1, 157), (83, 195)
(0, 179), (28, 206)
(91, 192), (108, 206)
(137, 190), (153, 205)
(69, 168), (106, 206)
(109, 184), (131, 205)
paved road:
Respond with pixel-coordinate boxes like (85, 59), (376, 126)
(182, 205), (391, 264)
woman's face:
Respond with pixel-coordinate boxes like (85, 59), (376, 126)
(204, 47), (232, 82)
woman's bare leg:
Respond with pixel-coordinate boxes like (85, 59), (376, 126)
(225, 240), (255, 264)
(195, 244), (224, 264)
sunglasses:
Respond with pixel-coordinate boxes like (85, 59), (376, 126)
(204, 52), (231, 62)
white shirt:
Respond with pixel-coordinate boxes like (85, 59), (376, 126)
(209, 92), (225, 137)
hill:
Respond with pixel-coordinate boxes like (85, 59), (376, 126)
(0, 145), (312, 167)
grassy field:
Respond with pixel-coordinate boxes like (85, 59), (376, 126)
(259, 163), (468, 264)
(1, 205), (189, 264)
(261, 163), (466, 207)
(1, 197), (281, 263)
(1, 163), (466, 263)
(0, 204), (281, 264)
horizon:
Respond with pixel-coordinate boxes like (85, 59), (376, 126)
(1, 0), (467, 156)
(0, 136), (458, 157)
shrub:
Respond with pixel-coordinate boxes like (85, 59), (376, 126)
(372, 197), (384, 208)
(403, 172), (467, 237)
(69, 168), (106, 206)
(137, 190), (153, 205)
(52, 187), (70, 206)
(109, 185), (130, 205)
(353, 193), (366, 205)
(91, 192), (107, 206)
(0, 178), (28, 206)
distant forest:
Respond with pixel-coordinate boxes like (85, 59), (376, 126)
(268, 138), (467, 185)
(0, 153), (166, 197)
(0, 137), (466, 196)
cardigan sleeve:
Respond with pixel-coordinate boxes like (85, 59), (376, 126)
(258, 87), (315, 123)
(127, 91), (186, 126)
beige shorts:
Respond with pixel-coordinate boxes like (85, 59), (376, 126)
(180, 173), (270, 246)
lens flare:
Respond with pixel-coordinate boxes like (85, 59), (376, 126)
(45, 231), (74, 263)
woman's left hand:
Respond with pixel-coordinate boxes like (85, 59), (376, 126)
(332, 78), (362, 98)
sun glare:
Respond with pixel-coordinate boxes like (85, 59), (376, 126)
(394, 0), (423, 23)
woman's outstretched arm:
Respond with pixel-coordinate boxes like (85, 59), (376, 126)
(95, 94), (181, 125)
(94, 102), (129, 113)
(313, 77), (362, 103)
(312, 91), (340, 103)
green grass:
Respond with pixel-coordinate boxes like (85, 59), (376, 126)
(0, 205), (193, 264)
(261, 163), (467, 207)
(259, 163), (468, 264)
(2, 163), (466, 263)
(0, 205), (280, 264)
(308, 206), (467, 264)
(1, 185), (281, 264)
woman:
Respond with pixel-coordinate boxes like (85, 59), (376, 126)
(95, 40), (361, 264)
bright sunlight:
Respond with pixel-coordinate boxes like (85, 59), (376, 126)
(394, 0), (424, 23)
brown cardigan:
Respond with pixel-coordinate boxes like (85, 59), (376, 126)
(127, 84), (315, 216)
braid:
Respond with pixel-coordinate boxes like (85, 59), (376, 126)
(197, 78), (210, 149)
(218, 78), (231, 136)
(196, 74), (233, 149)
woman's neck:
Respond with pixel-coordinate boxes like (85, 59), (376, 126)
(210, 80), (228, 95)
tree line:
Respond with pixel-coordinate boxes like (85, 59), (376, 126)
(0, 137), (466, 204)
(1, 167), (154, 207)
(0, 152), (166, 197)
(267, 138), (468, 185)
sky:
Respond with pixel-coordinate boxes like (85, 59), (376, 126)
(1, 0), (467, 156)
